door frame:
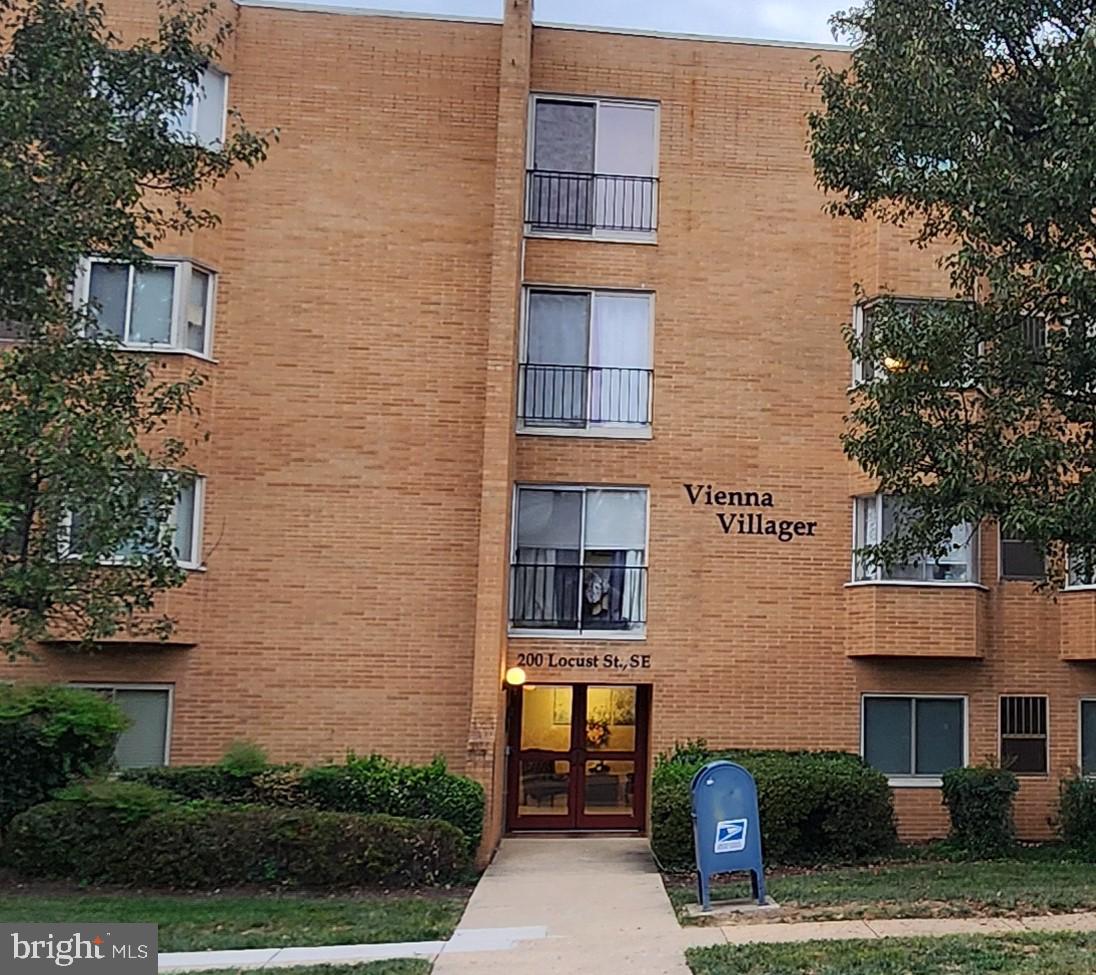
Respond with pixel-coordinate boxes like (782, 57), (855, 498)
(505, 682), (651, 832)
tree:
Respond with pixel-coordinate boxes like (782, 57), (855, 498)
(0, 0), (273, 657)
(809, 1), (1096, 586)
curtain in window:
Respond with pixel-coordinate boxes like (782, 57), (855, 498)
(174, 480), (196, 563)
(130, 267), (174, 344)
(584, 490), (646, 628)
(589, 294), (651, 424)
(514, 490), (581, 626)
(531, 101), (595, 230)
(524, 292), (589, 426)
(593, 103), (657, 231)
(186, 269), (210, 352)
(113, 690), (169, 768)
(88, 264), (128, 338)
(194, 68), (226, 147)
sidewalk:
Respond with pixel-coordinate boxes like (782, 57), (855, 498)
(157, 837), (1096, 972)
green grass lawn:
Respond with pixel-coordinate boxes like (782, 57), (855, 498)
(200, 964), (430, 975)
(0, 887), (469, 951)
(668, 851), (1096, 922)
(686, 933), (1096, 974)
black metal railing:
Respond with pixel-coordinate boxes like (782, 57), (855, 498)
(510, 561), (647, 631)
(525, 170), (659, 234)
(518, 364), (652, 428)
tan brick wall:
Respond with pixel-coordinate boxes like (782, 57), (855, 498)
(4, 6), (1095, 853)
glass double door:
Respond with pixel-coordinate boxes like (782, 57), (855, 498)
(507, 684), (649, 831)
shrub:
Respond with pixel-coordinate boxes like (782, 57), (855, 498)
(125, 753), (486, 852)
(1058, 777), (1096, 859)
(299, 755), (485, 852)
(3, 802), (467, 888)
(0, 684), (129, 826)
(650, 745), (897, 870)
(53, 780), (176, 824)
(219, 740), (268, 774)
(941, 765), (1019, 858)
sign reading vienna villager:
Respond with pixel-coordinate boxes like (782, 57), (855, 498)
(683, 484), (818, 540)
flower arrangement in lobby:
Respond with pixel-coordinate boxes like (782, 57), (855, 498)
(586, 713), (611, 748)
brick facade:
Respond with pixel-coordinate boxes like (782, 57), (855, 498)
(4, 0), (1096, 857)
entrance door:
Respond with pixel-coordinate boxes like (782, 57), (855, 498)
(507, 683), (649, 831)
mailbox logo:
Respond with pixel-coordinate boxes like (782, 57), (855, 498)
(714, 818), (748, 854)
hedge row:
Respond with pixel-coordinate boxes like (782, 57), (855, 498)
(1, 783), (468, 888)
(122, 754), (485, 852)
(1060, 777), (1096, 859)
(0, 684), (128, 826)
(651, 745), (897, 869)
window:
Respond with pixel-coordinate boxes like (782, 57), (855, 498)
(1082, 700), (1096, 776)
(68, 475), (204, 569)
(526, 95), (659, 236)
(519, 289), (652, 432)
(853, 495), (977, 583)
(167, 65), (227, 148)
(1000, 696), (1048, 775)
(852, 298), (962, 384)
(510, 486), (648, 634)
(73, 685), (171, 769)
(1067, 548), (1096, 588)
(863, 695), (966, 780)
(80, 259), (215, 355)
(1000, 533), (1045, 581)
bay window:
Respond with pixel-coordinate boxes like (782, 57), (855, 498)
(510, 486), (648, 634)
(853, 495), (977, 583)
(80, 259), (215, 356)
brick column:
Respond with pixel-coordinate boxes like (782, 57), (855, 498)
(465, 0), (532, 864)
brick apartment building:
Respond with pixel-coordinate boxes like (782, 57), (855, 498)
(5, 0), (1096, 853)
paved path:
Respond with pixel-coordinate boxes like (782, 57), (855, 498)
(433, 836), (702, 974)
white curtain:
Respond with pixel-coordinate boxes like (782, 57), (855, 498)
(589, 294), (651, 424)
(585, 490), (646, 627)
(593, 103), (657, 230)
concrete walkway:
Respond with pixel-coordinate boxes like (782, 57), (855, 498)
(433, 837), (702, 974)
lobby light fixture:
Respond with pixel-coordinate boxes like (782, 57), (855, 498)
(504, 666), (527, 687)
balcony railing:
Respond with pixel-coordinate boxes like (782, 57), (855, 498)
(518, 364), (652, 429)
(525, 170), (659, 234)
(510, 561), (647, 632)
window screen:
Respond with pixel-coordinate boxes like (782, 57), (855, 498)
(1000, 536), (1044, 580)
(1000, 696), (1048, 775)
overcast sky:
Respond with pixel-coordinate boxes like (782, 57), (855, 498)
(329, 0), (845, 45)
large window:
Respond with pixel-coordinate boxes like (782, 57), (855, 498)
(526, 95), (659, 236)
(69, 476), (204, 569)
(852, 298), (961, 384)
(1083, 700), (1096, 776)
(519, 289), (652, 432)
(167, 65), (227, 148)
(80, 259), (215, 356)
(863, 695), (966, 780)
(73, 684), (172, 768)
(510, 486), (648, 634)
(853, 495), (977, 583)
(1000, 696), (1048, 775)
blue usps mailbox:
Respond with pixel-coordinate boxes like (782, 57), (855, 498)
(691, 760), (766, 911)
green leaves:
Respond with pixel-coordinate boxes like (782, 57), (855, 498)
(0, 0), (274, 656)
(811, 2), (1096, 583)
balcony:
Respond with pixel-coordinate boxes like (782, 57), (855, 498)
(845, 583), (988, 659)
(510, 561), (647, 635)
(517, 364), (652, 433)
(525, 170), (659, 236)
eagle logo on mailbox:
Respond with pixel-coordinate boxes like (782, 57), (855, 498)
(714, 818), (748, 854)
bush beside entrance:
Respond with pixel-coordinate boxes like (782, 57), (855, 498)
(651, 744), (897, 870)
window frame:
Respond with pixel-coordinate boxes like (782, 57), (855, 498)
(1081, 698), (1096, 778)
(851, 494), (980, 586)
(997, 529), (1046, 582)
(68, 682), (174, 767)
(517, 284), (655, 438)
(525, 92), (661, 243)
(509, 483), (650, 639)
(999, 695), (1049, 777)
(171, 64), (229, 148)
(63, 474), (206, 571)
(77, 257), (217, 358)
(860, 693), (969, 787)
